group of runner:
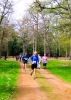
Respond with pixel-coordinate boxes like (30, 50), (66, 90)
(20, 51), (48, 79)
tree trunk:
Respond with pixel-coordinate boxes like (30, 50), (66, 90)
(66, 43), (68, 58)
(44, 32), (46, 54)
(33, 33), (35, 53)
(59, 43), (60, 57)
(69, 36), (71, 59)
(0, 36), (3, 58)
(23, 40), (25, 55)
(0, 45), (2, 58)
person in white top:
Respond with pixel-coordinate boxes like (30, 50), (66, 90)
(42, 54), (48, 69)
(37, 54), (41, 69)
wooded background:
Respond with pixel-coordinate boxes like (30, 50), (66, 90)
(0, 0), (71, 58)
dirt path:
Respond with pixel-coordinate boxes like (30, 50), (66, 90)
(38, 69), (71, 100)
(13, 63), (48, 100)
(13, 62), (71, 100)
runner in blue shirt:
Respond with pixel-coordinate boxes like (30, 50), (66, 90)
(30, 51), (39, 79)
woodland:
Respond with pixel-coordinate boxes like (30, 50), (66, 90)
(0, 0), (71, 58)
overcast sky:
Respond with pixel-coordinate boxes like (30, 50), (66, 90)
(12, 0), (34, 20)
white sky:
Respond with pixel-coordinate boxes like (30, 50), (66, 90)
(12, 0), (34, 20)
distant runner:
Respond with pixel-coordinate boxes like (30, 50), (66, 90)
(22, 52), (28, 72)
(42, 54), (48, 69)
(37, 54), (41, 69)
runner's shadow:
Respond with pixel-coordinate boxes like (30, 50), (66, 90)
(36, 77), (54, 79)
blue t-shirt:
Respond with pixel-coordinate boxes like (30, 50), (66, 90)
(30, 55), (39, 64)
(22, 55), (28, 63)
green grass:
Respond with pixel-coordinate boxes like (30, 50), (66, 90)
(45, 59), (71, 84)
(0, 59), (19, 100)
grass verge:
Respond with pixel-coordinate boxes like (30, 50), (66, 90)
(45, 59), (71, 84)
(0, 59), (19, 100)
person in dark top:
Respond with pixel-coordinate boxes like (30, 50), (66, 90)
(16, 55), (19, 61)
(19, 53), (22, 62)
(22, 52), (28, 72)
(4, 53), (7, 60)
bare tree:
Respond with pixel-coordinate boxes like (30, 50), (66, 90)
(0, 0), (13, 57)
